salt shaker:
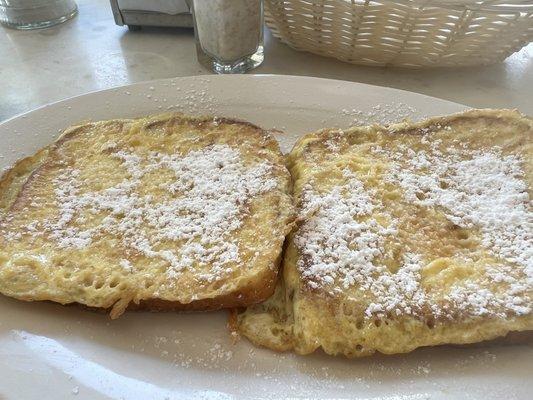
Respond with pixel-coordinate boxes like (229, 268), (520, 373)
(191, 0), (264, 74)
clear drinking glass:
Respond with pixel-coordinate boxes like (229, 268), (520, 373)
(0, 0), (77, 30)
(191, 0), (264, 74)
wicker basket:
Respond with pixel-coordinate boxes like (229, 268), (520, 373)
(264, 0), (533, 67)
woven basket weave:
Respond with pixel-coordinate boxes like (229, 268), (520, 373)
(264, 0), (533, 67)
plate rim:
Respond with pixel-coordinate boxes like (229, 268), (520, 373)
(0, 74), (469, 127)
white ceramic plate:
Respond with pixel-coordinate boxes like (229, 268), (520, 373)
(0, 75), (531, 400)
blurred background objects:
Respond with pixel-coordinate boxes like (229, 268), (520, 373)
(0, 0), (532, 121)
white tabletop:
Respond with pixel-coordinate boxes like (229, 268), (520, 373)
(1, 0), (532, 122)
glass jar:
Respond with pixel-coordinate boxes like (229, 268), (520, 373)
(0, 0), (77, 30)
(191, 0), (264, 74)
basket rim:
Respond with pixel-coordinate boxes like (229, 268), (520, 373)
(266, 0), (533, 12)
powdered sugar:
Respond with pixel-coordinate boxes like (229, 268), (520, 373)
(379, 143), (532, 283)
(295, 169), (394, 291)
(340, 103), (419, 126)
(49, 168), (93, 249)
(364, 253), (428, 318)
(119, 259), (133, 272)
(295, 173), (433, 317)
(295, 139), (532, 320)
(37, 144), (277, 283)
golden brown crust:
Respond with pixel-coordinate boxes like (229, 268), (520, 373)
(0, 149), (49, 215)
(131, 247), (282, 312)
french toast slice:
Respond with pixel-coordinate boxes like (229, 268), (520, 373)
(0, 113), (294, 318)
(237, 109), (533, 357)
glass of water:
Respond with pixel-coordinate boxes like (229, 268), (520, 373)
(190, 0), (264, 74)
(0, 0), (77, 29)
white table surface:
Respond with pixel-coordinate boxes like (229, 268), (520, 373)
(0, 0), (532, 122)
